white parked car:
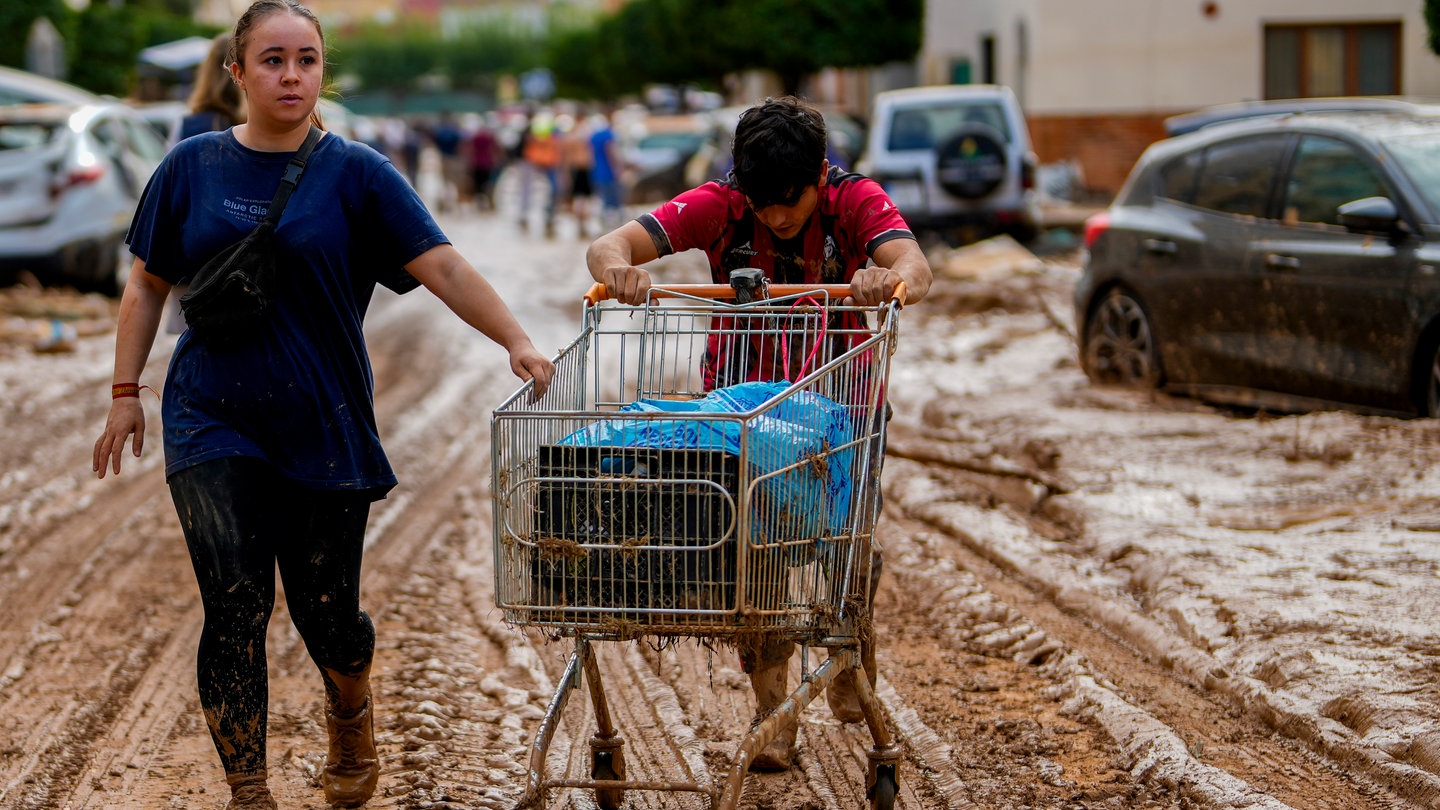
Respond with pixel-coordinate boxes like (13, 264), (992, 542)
(0, 101), (166, 295)
(0, 65), (103, 107)
(858, 84), (1042, 244)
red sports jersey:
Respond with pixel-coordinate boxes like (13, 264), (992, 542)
(640, 166), (912, 286)
(639, 167), (913, 391)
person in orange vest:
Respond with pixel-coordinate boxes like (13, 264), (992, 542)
(521, 111), (563, 237)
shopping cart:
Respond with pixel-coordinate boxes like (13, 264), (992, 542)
(492, 279), (906, 809)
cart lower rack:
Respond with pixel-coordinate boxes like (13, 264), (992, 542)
(492, 282), (905, 809)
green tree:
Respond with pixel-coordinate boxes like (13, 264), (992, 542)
(1, 0), (70, 71)
(2, 0), (215, 98)
(68, 4), (135, 96)
(332, 22), (441, 102)
(548, 22), (621, 100)
(545, 0), (923, 100)
(727, 0), (922, 94)
(333, 14), (554, 108)
(549, 0), (737, 100)
(1429, 0), (1440, 55)
(66, 3), (217, 98)
(444, 17), (545, 91)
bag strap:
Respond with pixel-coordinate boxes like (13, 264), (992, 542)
(263, 125), (323, 226)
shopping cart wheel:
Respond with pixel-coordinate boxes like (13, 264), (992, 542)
(592, 747), (625, 809)
(869, 762), (898, 810)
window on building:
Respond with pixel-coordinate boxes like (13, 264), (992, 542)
(981, 35), (996, 84)
(1264, 23), (1401, 99)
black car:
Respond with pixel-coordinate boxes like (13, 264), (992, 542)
(1075, 108), (1440, 417)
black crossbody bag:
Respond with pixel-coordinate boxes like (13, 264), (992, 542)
(180, 125), (322, 345)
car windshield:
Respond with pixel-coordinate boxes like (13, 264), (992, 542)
(0, 121), (61, 151)
(1380, 131), (1440, 221)
(886, 102), (1011, 151)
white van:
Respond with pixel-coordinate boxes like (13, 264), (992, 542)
(858, 84), (1042, 244)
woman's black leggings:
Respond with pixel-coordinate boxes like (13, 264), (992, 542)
(168, 456), (376, 776)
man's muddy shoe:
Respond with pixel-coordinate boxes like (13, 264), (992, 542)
(749, 716), (798, 772)
(828, 641), (877, 724)
(826, 670), (867, 724)
(323, 696), (379, 807)
(225, 772), (277, 810)
(747, 658), (798, 770)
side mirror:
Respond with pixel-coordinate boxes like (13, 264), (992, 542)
(1337, 196), (1408, 238)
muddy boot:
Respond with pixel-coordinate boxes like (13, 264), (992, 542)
(323, 696), (379, 807)
(748, 661), (798, 772)
(826, 638), (877, 724)
(321, 664), (379, 807)
(225, 771), (277, 810)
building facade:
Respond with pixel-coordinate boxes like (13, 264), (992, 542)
(924, 0), (1440, 193)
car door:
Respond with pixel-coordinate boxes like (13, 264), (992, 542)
(1253, 133), (1418, 408)
(88, 112), (142, 199)
(1170, 133), (1291, 389)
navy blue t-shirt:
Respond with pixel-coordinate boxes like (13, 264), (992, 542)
(127, 129), (446, 497)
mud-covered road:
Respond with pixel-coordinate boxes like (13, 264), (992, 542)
(1, 211), (1437, 809)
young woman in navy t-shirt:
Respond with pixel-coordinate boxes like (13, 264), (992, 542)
(91, 2), (553, 807)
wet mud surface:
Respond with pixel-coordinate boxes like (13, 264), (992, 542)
(0, 214), (1433, 808)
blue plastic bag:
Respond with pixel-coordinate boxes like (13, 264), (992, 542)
(559, 381), (855, 540)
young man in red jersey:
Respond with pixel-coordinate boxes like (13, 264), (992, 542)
(587, 95), (932, 771)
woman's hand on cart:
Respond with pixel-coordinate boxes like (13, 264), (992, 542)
(510, 342), (555, 398)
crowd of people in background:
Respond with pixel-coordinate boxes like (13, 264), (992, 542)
(146, 45), (672, 242)
(349, 103), (631, 240)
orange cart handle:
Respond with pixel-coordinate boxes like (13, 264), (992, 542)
(583, 281), (907, 307)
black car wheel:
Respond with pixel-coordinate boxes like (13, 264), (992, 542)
(61, 236), (124, 296)
(869, 763), (898, 810)
(592, 747), (624, 809)
(1083, 289), (1163, 388)
(934, 124), (1008, 199)
(1423, 340), (1440, 417)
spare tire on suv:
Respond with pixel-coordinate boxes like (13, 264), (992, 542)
(858, 84), (1042, 245)
(935, 124), (1008, 199)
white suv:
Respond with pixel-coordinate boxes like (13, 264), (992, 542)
(858, 84), (1041, 244)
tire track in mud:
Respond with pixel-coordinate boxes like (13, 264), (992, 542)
(0, 289), (525, 808)
(879, 441), (1408, 809)
(0, 477), (204, 809)
(0, 324), (213, 808)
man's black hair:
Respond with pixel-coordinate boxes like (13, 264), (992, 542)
(730, 96), (828, 209)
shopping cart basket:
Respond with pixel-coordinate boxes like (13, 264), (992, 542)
(492, 280), (906, 809)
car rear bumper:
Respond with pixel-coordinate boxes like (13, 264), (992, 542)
(900, 204), (1041, 233)
(0, 227), (123, 284)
